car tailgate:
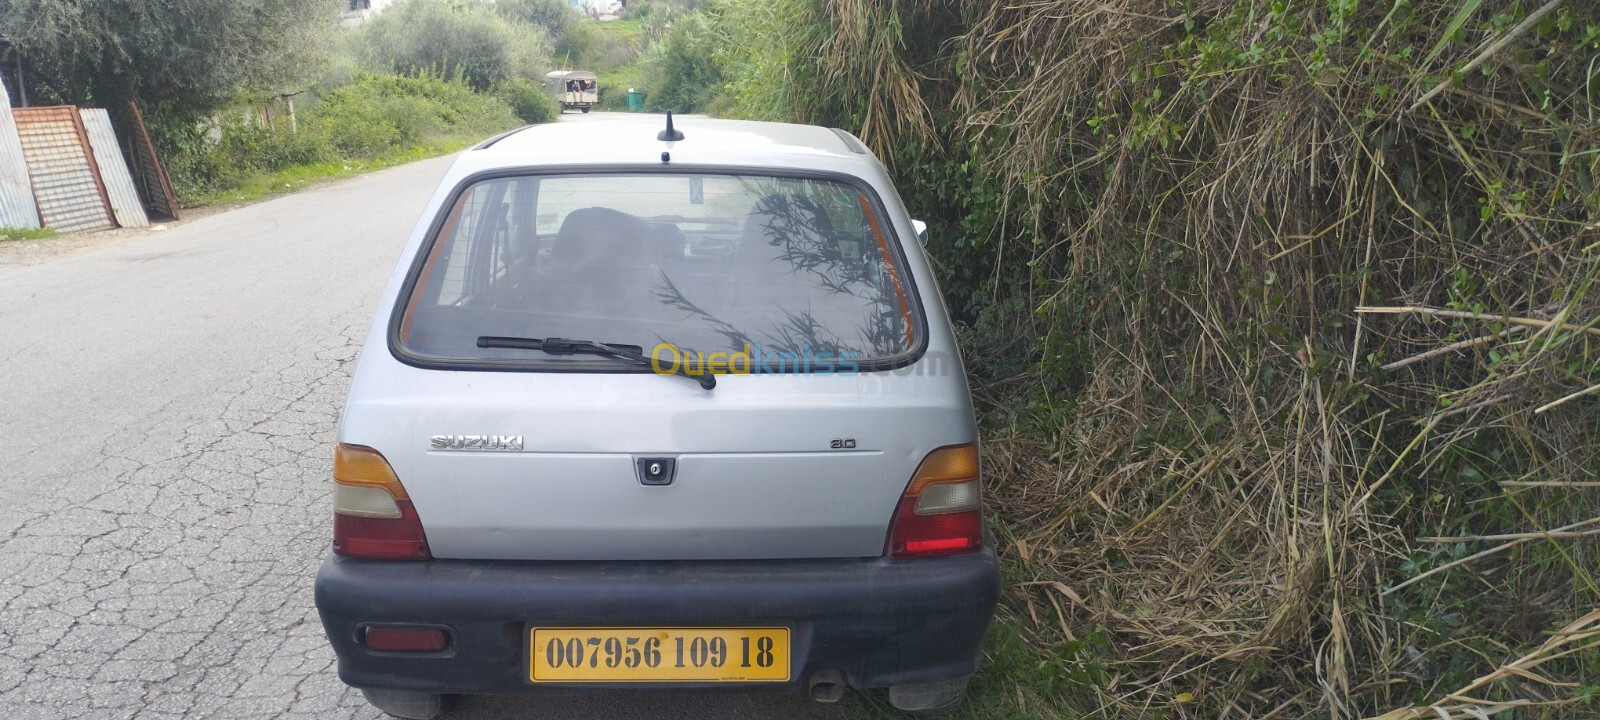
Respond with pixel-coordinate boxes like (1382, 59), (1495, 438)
(339, 365), (974, 560)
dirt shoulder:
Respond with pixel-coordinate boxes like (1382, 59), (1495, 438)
(0, 205), (239, 272)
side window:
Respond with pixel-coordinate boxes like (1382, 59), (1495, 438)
(459, 185), (497, 298)
(431, 185), (488, 306)
(485, 180), (541, 292)
(435, 236), (470, 306)
(817, 185), (868, 262)
(428, 180), (535, 306)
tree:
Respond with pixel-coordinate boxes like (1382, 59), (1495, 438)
(0, 0), (341, 117)
(492, 0), (580, 36)
(353, 0), (550, 91)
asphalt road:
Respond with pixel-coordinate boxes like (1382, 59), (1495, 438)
(0, 115), (845, 719)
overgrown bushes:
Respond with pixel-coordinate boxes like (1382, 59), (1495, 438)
(351, 0), (551, 90)
(641, 12), (722, 113)
(166, 73), (522, 202)
(315, 73), (519, 153)
(151, 0), (586, 203)
(495, 78), (562, 124)
(703, 0), (1600, 718)
(558, 17), (650, 71)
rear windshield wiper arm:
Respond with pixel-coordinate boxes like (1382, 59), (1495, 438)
(476, 336), (716, 390)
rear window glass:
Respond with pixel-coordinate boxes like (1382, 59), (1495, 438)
(395, 173), (920, 370)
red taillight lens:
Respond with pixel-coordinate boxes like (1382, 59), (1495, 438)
(364, 626), (449, 653)
(332, 444), (431, 560)
(887, 443), (985, 559)
(333, 501), (431, 560)
(889, 499), (983, 557)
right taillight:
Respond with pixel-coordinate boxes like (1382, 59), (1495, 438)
(332, 444), (431, 560)
(887, 443), (984, 559)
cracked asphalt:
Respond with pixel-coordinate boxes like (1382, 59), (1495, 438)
(0, 149), (843, 719)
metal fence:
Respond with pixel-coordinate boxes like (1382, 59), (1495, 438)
(0, 80), (173, 234)
(12, 106), (115, 234)
(0, 74), (41, 229)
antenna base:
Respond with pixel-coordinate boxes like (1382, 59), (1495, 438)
(657, 111), (685, 141)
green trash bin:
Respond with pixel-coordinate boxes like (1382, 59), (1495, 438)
(626, 89), (645, 111)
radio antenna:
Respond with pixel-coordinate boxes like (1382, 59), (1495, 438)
(657, 111), (684, 141)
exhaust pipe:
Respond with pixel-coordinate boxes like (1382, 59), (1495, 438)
(807, 669), (847, 703)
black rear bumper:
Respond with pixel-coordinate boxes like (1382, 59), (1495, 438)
(314, 549), (999, 695)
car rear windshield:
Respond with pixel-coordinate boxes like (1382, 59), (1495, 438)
(394, 172), (921, 370)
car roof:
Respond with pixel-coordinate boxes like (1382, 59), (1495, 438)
(461, 115), (876, 174)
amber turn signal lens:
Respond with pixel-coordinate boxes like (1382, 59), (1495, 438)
(905, 443), (979, 495)
(334, 443), (410, 500)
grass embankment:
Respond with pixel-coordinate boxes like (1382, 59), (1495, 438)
(177, 138), (484, 208)
(596, 63), (649, 112)
(696, 1), (1600, 718)
(167, 73), (544, 208)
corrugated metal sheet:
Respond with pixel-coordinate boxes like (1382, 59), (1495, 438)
(79, 108), (148, 229)
(13, 106), (114, 233)
(114, 101), (179, 221)
(0, 76), (41, 230)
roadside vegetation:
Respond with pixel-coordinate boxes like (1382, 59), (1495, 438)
(168, 73), (528, 206)
(668, 1), (1600, 718)
(2, 0), (574, 207)
(0, 227), (55, 242)
(556, 0), (723, 113)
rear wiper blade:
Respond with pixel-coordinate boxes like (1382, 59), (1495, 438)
(478, 336), (644, 356)
(476, 336), (716, 390)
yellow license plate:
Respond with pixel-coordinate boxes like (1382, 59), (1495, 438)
(529, 627), (790, 683)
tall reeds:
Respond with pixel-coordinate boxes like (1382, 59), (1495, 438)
(781, 0), (1600, 716)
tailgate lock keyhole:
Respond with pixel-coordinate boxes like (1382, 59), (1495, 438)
(636, 457), (677, 486)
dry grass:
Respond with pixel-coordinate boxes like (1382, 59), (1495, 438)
(797, 0), (1600, 717)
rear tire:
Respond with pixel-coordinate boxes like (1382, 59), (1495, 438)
(888, 676), (970, 716)
(360, 688), (442, 720)
(580, 107), (591, 113)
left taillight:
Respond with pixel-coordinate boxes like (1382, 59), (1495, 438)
(332, 443), (431, 560)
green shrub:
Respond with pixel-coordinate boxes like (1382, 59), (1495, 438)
(495, 78), (561, 124)
(352, 0), (550, 90)
(556, 17), (649, 71)
(553, 22), (602, 69)
(305, 72), (520, 152)
(214, 118), (329, 171)
(163, 72), (522, 203)
(493, 0), (580, 36)
(641, 12), (722, 113)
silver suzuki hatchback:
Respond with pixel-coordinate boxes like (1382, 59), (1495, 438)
(314, 114), (999, 719)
